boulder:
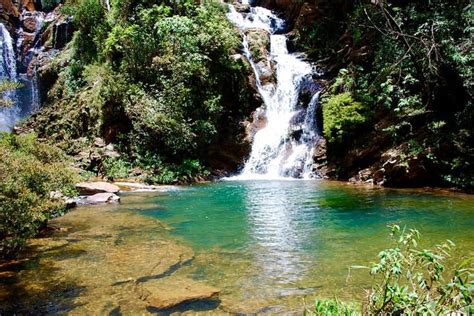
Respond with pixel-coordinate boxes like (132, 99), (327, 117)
(49, 190), (77, 209)
(0, 0), (20, 18)
(22, 0), (36, 11)
(76, 181), (120, 195)
(137, 277), (220, 310)
(83, 193), (120, 205)
(234, 2), (250, 13)
(21, 15), (37, 32)
(246, 29), (270, 63)
(52, 16), (73, 49)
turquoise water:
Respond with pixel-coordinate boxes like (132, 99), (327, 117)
(123, 180), (474, 312)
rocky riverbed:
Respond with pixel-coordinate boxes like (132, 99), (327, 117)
(0, 202), (220, 314)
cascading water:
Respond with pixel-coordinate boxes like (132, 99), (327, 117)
(227, 2), (322, 180)
(0, 11), (45, 131)
(0, 23), (19, 131)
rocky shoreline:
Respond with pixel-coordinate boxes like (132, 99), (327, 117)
(0, 199), (220, 314)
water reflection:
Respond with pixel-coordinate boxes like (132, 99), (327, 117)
(244, 181), (317, 286)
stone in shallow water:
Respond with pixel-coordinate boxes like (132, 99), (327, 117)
(76, 182), (120, 195)
(137, 277), (220, 310)
(84, 193), (120, 204)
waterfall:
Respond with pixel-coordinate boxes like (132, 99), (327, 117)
(227, 2), (322, 180)
(0, 23), (19, 131)
(0, 11), (46, 131)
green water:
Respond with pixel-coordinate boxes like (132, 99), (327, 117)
(120, 180), (474, 312)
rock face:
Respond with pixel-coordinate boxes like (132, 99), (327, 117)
(76, 182), (120, 195)
(52, 16), (73, 49)
(137, 277), (220, 310)
(83, 193), (120, 204)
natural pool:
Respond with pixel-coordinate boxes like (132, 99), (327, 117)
(1, 180), (473, 314)
(123, 180), (474, 313)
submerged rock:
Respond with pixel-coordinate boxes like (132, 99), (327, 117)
(137, 277), (220, 310)
(76, 182), (120, 195)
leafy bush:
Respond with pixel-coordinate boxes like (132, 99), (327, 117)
(362, 225), (472, 314)
(305, 298), (356, 316)
(102, 158), (131, 180)
(322, 93), (367, 145)
(310, 225), (473, 315)
(0, 133), (77, 257)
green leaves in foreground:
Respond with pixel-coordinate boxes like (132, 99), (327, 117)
(306, 298), (357, 316)
(307, 225), (473, 315)
(365, 225), (473, 315)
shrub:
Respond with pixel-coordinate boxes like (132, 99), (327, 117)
(362, 225), (473, 314)
(322, 93), (367, 145)
(310, 225), (473, 315)
(0, 133), (77, 257)
(305, 298), (357, 316)
(102, 158), (131, 180)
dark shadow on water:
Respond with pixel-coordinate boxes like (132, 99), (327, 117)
(109, 305), (122, 316)
(137, 256), (194, 283)
(112, 256), (194, 286)
(146, 298), (221, 315)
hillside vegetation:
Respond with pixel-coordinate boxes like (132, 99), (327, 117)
(25, 0), (256, 184)
(289, 0), (473, 189)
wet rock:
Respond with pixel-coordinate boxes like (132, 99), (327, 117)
(313, 138), (326, 163)
(21, 15), (37, 32)
(246, 29), (270, 64)
(379, 150), (433, 187)
(52, 16), (73, 49)
(233, 2), (250, 13)
(256, 60), (274, 84)
(113, 182), (178, 192)
(76, 182), (120, 195)
(373, 168), (385, 185)
(244, 107), (267, 142)
(137, 277), (220, 310)
(0, 0), (20, 19)
(19, 31), (35, 53)
(94, 137), (106, 148)
(65, 198), (77, 209)
(22, 0), (36, 11)
(83, 193), (120, 205)
(49, 190), (78, 209)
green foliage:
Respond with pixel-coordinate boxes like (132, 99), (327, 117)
(308, 225), (473, 315)
(102, 158), (131, 180)
(358, 225), (473, 314)
(0, 133), (77, 257)
(306, 298), (357, 316)
(141, 156), (209, 184)
(322, 93), (367, 145)
(30, 0), (250, 183)
(41, 0), (58, 10)
(295, 0), (473, 188)
(0, 80), (22, 107)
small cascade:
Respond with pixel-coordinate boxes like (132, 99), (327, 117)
(105, 0), (111, 11)
(227, 2), (322, 180)
(0, 9), (46, 131)
(0, 23), (19, 131)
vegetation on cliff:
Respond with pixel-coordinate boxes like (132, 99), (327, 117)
(293, 0), (473, 189)
(25, 0), (255, 183)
